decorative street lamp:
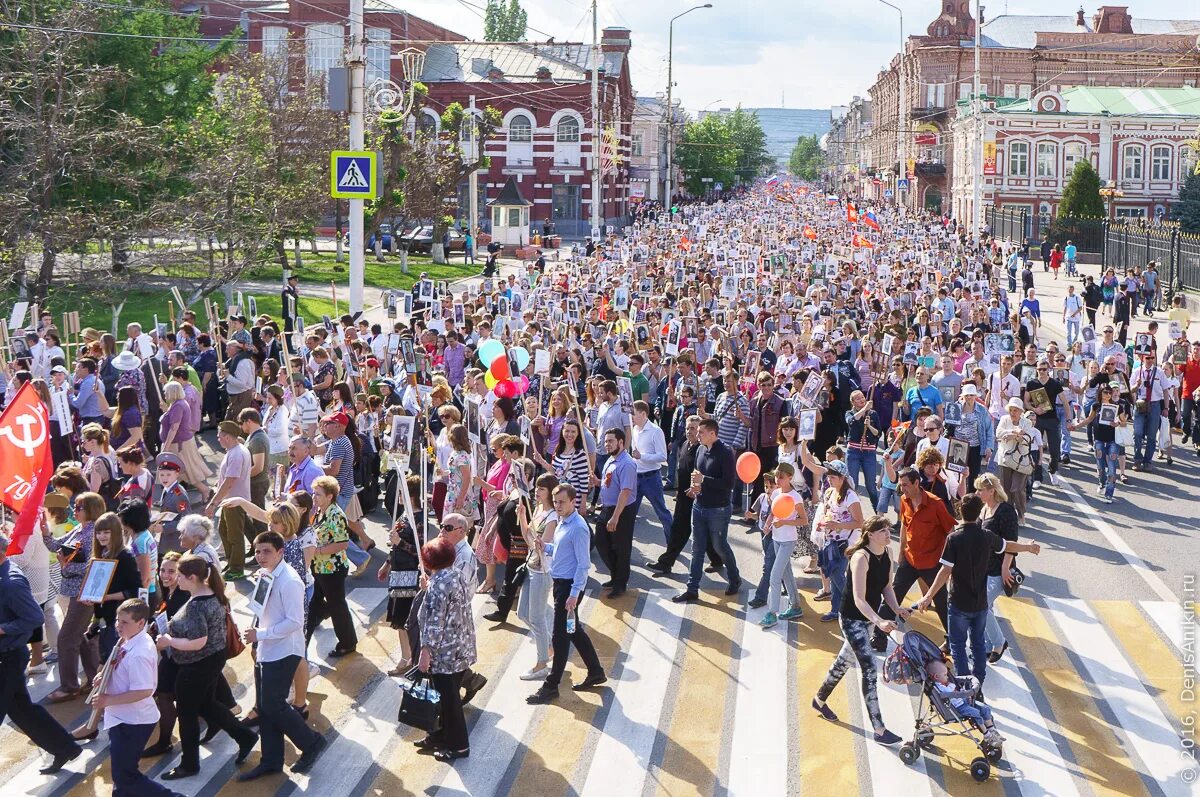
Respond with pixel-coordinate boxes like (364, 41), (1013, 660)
(1099, 180), (1125, 219)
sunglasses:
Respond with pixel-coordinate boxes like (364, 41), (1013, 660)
(439, 523), (462, 532)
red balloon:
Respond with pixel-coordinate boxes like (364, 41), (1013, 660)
(514, 375), (531, 395)
(489, 355), (511, 382)
(736, 452), (761, 484)
(494, 379), (516, 399)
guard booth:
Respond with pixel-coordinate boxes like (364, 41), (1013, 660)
(488, 176), (532, 247)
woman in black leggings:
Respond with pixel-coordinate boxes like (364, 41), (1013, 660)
(812, 516), (911, 746)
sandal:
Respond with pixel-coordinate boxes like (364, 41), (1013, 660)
(387, 660), (412, 677)
(475, 581), (496, 594)
(45, 688), (83, 704)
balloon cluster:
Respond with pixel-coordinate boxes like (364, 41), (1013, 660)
(478, 339), (531, 399)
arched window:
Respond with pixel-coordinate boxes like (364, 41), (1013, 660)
(1151, 145), (1171, 181)
(416, 110), (437, 136)
(1008, 141), (1028, 177)
(556, 116), (580, 143)
(1122, 144), (1143, 180)
(1064, 142), (1086, 174)
(1035, 142), (1057, 178)
(509, 114), (533, 142)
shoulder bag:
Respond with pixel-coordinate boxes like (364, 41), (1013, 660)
(224, 606), (246, 658)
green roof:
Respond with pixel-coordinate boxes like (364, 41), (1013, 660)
(958, 86), (1200, 117)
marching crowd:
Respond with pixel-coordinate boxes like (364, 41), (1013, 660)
(0, 179), (1194, 790)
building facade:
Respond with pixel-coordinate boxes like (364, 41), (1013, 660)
(630, 96), (668, 203)
(950, 86), (1200, 222)
(417, 29), (636, 237)
(825, 97), (873, 197)
(856, 4), (1200, 216)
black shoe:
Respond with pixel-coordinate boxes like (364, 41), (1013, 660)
(704, 563), (723, 573)
(328, 646), (356, 658)
(812, 697), (839, 722)
(572, 672), (607, 691)
(601, 580), (615, 589)
(987, 642), (1009, 664)
(141, 742), (173, 759)
(237, 765), (283, 782)
(870, 635), (888, 653)
(482, 611), (507, 624)
(240, 714), (262, 729)
(724, 578), (743, 596)
(161, 766), (200, 780)
(874, 729), (903, 746)
(526, 685), (559, 704)
(413, 736), (442, 750)
(433, 748), (470, 763)
(607, 587), (626, 598)
(748, 597), (767, 609)
(200, 721), (220, 744)
(462, 672), (488, 705)
(646, 561), (671, 575)
(235, 732), (259, 765)
(1061, 454), (1071, 465)
(672, 591), (699, 603)
(291, 735), (327, 774)
(38, 747), (81, 775)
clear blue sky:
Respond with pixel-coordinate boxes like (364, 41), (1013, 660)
(405, 1), (1200, 112)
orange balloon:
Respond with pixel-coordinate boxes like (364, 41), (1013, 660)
(489, 355), (511, 382)
(771, 494), (796, 520)
(736, 452), (761, 484)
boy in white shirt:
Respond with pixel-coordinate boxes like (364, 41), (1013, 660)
(99, 599), (179, 796)
(759, 463), (809, 628)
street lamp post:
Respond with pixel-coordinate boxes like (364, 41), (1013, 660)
(664, 3), (712, 209)
(1100, 181), (1125, 219)
(877, 0), (904, 208)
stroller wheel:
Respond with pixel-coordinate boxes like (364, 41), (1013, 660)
(985, 746), (1003, 764)
(916, 728), (934, 748)
(970, 757), (991, 782)
(899, 744), (919, 765)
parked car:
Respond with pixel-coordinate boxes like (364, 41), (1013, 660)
(342, 223), (395, 251)
(401, 226), (466, 254)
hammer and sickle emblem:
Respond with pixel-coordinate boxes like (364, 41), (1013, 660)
(0, 412), (47, 458)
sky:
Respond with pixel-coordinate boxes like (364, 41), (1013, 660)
(399, 0), (1200, 113)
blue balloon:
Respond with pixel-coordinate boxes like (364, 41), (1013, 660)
(511, 346), (530, 372)
(478, 339), (505, 367)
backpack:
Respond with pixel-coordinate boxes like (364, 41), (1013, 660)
(94, 454), (123, 510)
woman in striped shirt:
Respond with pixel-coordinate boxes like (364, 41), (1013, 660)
(542, 418), (592, 513)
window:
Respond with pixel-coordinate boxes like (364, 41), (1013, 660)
(556, 117), (580, 143)
(1019, 84), (1032, 99)
(1039, 201), (1053, 220)
(365, 27), (390, 88)
(1115, 207), (1146, 219)
(1185, 146), (1199, 177)
(925, 83), (946, 107)
(1036, 142), (1056, 177)
(959, 83), (971, 101)
(507, 113), (533, 166)
(631, 132), (644, 157)
(1003, 84), (1016, 98)
(262, 26), (288, 60)
(1064, 142), (1086, 173)
(1122, 144), (1143, 180)
(1008, 141), (1028, 177)
(305, 23), (343, 77)
(416, 110), (437, 136)
(1151, 145), (1171, 181)
(552, 184), (581, 220)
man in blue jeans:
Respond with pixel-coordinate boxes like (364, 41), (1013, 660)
(673, 419), (742, 602)
(1131, 353), (1170, 471)
(629, 401), (674, 541)
(916, 495), (1041, 692)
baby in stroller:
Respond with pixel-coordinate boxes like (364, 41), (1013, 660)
(926, 659), (1005, 748)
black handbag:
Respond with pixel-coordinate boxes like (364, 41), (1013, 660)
(397, 671), (442, 733)
(1003, 564), (1026, 597)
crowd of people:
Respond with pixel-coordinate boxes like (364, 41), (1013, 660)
(0, 179), (1192, 789)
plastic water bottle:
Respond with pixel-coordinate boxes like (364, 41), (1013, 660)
(566, 609), (577, 635)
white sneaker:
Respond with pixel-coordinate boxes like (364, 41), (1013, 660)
(1050, 473), (1062, 486)
(25, 662), (47, 675)
(519, 667), (550, 681)
(1102, 495), (1114, 504)
(1095, 485), (1104, 495)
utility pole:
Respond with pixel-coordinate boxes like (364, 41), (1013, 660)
(469, 94), (478, 247)
(972, 0), (983, 236)
(878, 1), (904, 208)
(664, 21), (674, 210)
(590, 0), (601, 234)
(348, 0), (365, 315)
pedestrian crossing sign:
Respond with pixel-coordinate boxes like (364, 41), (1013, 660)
(330, 150), (378, 199)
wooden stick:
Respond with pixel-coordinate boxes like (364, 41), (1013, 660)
(330, 281), (339, 317)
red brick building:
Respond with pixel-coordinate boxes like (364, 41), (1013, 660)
(417, 28), (636, 237)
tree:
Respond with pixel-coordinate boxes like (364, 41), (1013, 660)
(676, 114), (738, 197)
(484, 0), (528, 41)
(789, 134), (824, 180)
(1058, 160), (1105, 218)
(369, 96), (501, 264)
(1175, 171), (1200, 234)
(725, 107), (772, 183)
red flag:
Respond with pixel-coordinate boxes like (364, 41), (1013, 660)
(863, 210), (881, 231)
(852, 234), (874, 248)
(1, 382), (54, 555)
(847, 203), (858, 224)
(802, 226), (818, 240)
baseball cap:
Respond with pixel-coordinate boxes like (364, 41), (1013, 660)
(824, 459), (849, 477)
(365, 357), (380, 368)
(51, 365), (68, 374)
(322, 411), (350, 427)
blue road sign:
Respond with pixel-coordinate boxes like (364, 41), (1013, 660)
(330, 151), (378, 199)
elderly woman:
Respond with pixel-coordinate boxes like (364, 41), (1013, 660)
(159, 381), (212, 501)
(415, 535), (477, 764)
(176, 514), (221, 569)
(43, 492), (106, 702)
(996, 397), (1036, 521)
(305, 475), (357, 657)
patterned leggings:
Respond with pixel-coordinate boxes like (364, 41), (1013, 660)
(817, 616), (884, 732)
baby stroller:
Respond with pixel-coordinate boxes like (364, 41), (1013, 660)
(883, 627), (1003, 782)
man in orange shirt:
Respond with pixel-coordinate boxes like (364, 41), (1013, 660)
(1179, 341), (1200, 452)
(872, 467), (957, 652)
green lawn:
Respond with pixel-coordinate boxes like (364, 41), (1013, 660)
(243, 250), (477, 289)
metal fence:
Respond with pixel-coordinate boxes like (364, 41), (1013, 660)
(986, 206), (1199, 294)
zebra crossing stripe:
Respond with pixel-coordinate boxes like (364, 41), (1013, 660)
(726, 600), (791, 796)
(1139, 600), (1186, 655)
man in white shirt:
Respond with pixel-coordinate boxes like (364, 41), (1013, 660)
(1130, 352), (1172, 472)
(629, 400), (674, 540)
(123, 323), (154, 358)
(288, 373), (320, 438)
(238, 532), (326, 780)
(1063, 285), (1084, 346)
(98, 599), (176, 796)
(1096, 325), (1127, 375)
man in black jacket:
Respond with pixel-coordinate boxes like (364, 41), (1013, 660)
(281, 275), (299, 333)
(646, 415), (723, 576)
(1082, 276), (1103, 327)
(673, 419), (742, 602)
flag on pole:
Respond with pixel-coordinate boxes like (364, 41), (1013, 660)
(847, 203), (858, 224)
(802, 226), (818, 240)
(852, 234), (874, 248)
(0, 382), (54, 555)
(863, 211), (881, 231)
(825, 194), (839, 205)
(765, 175), (780, 188)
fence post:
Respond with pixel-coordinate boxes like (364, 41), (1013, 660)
(1167, 229), (1179, 304)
